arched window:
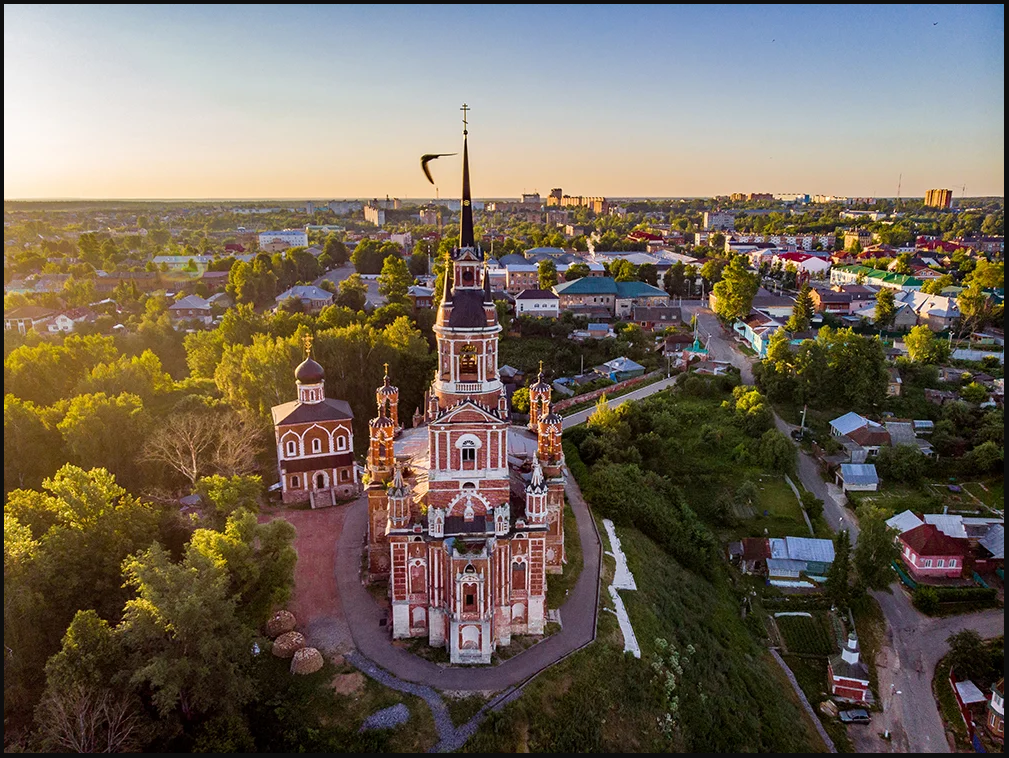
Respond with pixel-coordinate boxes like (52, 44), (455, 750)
(315, 472), (326, 489)
(286, 439), (297, 457)
(291, 475), (300, 489)
(459, 344), (478, 379)
(511, 560), (527, 591)
(461, 440), (476, 466)
(336, 435), (347, 451)
(311, 437), (322, 453)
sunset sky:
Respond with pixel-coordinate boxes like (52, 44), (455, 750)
(3, 4), (1004, 201)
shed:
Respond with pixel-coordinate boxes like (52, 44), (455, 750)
(838, 463), (879, 492)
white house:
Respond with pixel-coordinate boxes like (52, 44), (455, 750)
(259, 230), (309, 250)
(514, 289), (560, 318)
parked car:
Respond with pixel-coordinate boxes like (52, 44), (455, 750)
(790, 428), (805, 442)
(839, 708), (871, 724)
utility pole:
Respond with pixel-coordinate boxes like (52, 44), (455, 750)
(800, 404), (807, 432)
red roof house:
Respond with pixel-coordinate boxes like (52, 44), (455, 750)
(898, 523), (966, 581)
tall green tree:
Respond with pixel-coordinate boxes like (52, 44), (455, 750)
(905, 324), (950, 364)
(711, 256), (758, 323)
(57, 393), (149, 491)
(377, 254), (413, 304)
(825, 529), (852, 609)
(874, 287), (896, 329)
(538, 259), (558, 289)
(564, 262), (590, 281)
(853, 504), (899, 590)
(335, 273), (368, 312)
(785, 283), (814, 332)
(4, 395), (63, 493)
(322, 233), (349, 266)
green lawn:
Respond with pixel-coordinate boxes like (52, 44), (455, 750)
(546, 500), (583, 609)
(727, 475), (809, 539)
(963, 478), (1005, 510)
(932, 655), (971, 751)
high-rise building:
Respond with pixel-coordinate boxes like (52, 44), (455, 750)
(924, 188), (953, 209)
(366, 119), (565, 664)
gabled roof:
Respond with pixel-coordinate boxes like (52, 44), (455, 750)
(271, 397), (354, 426)
(515, 289), (559, 300)
(430, 398), (505, 426)
(276, 284), (332, 301)
(886, 509), (924, 535)
(900, 523), (965, 557)
(924, 514), (968, 540)
(170, 294), (211, 310)
(830, 411), (869, 436)
(783, 536), (836, 564)
(614, 280), (668, 299)
(741, 537), (771, 561)
(599, 356), (645, 373)
(4, 305), (58, 320)
(979, 524), (1004, 559)
(554, 277), (618, 296)
(840, 463), (879, 487)
(847, 426), (891, 447)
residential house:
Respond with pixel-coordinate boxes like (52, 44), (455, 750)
(837, 463), (879, 492)
(553, 277), (669, 319)
(884, 421), (933, 456)
(556, 261), (606, 281)
(810, 287), (854, 315)
(975, 524), (1004, 575)
(504, 264), (539, 294)
(767, 536), (835, 587)
(48, 307), (98, 333)
(514, 289), (560, 318)
(407, 285), (435, 310)
(596, 356), (646, 382)
(898, 523), (966, 581)
(851, 300), (919, 330)
(733, 311), (785, 357)
(830, 265), (923, 292)
(886, 509), (925, 536)
(168, 295), (213, 324)
(632, 305), (682, 331)
(924, 388), (959, 406)
(772, 251), (832, 279)
(749, 288), (796, 319)
(275, 285), (334, 314)
(893, 290), (961, 332)
(4, 305), (58, 334)
(571, 322), (616, 341)
(887, 367), (903, 396)
(828, 632), (872, 703)
(987, 679), (1005, 745)
(727, 537), (771, 575)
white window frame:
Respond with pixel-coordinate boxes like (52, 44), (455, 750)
(336, 434), (348, 451)
(312, 437), (322, 453)
(937, 558), (945, 568)
(286, 439), (297, 457)
(923, 559), (932, 568)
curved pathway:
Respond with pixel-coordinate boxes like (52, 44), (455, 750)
(333, 469), (602, 692)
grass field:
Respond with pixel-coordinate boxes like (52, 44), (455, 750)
(727, 474), (809, 539)
(964, 479), (1005, 510)
(546, 500), (583, 610)
(775, 613), (837, 656)
(464, 525), (825, 754)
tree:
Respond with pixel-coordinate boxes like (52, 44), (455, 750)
(785, 283), (814, 332)
(756, 429), (794, 474)
(904, 324), (950, 364)
(875, 444), (926, 484)
(711, 257), (758, 323)
(144, 410), (259, 490)
(959, 381), (989, 405)
(565, 262), (590, 281)
(376, 254), (413, 304)
(637, 263), (658, 286)
(874, 287), (896, 329)
(510, 386), (530, 414)
(825, 529), (851, 609)
(945, 630), (988, 683)
(537, 259), (558, 289)
(920, 274), (954, 295)
(335, 273), (368, 311)
(4, 394), (63, 493)
(957, 281), (995, 334)
(853, 504), (899, 590)
(800, 491), (823, 522)
(57, 393), (149, 491)
(322, 234), (349, 266)
(966, 258), (1004, 290)
(408, 250), (429, 277)
(664, 262), (687, 297)
(119, 542), (255, 724)
(700, 258), (727, 287)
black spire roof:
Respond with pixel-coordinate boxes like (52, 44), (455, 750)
(460, 129), (475, 249)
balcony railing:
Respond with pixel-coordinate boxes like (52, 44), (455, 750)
(455, 382), (482, 393)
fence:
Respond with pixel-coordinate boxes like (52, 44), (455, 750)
(552, 369), (665, 413)
(891, 560), (917, 589)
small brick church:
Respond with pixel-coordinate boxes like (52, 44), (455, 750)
(364, 113), (566, 664)
(271, 345), (360, 506)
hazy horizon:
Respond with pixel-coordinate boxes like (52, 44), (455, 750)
(5, 5), (1005, 201)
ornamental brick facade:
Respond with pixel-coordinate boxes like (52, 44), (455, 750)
(366, 126), (565, 664)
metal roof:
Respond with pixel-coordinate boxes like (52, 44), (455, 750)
(784, 536), (836, 564)
(840, 463), (879, 487)
(886, 509), (924, 535)
(978, 524), (1004, 559)
(830, 411), (869, 436)
(924, 514), (968, 540)
(955, 680), (988, 705)
(767, 558), (805, 575)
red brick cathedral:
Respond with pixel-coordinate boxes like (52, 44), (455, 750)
(366, 118), (566, 664)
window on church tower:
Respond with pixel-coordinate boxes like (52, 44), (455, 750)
(459, 344), (478, 380)
(286, 439), (297, 456)
(461, 441), (476, 466)
(312, 437), (322, 453)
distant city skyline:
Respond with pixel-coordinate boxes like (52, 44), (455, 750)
(4, 4), (1005, 201)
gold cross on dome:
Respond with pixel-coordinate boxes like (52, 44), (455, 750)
(461, 103), (469, 134)
(303, 333), (313, 356)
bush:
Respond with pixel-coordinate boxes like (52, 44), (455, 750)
(913, 586), (940, 614)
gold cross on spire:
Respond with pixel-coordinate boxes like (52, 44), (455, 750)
(383, 362), (389, 376)
(461, 103), (469, 135)
(303, 333), (313, 357)
(539, 360), (544, 376)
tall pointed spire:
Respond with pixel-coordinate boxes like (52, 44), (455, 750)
(459, 103), (475, 249)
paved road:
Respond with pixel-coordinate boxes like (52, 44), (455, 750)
(332, 466), (602, 691)
(865, 589), (1004, 753)
(687, 304), (1004, 754)
(560, 376), (678, 429)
